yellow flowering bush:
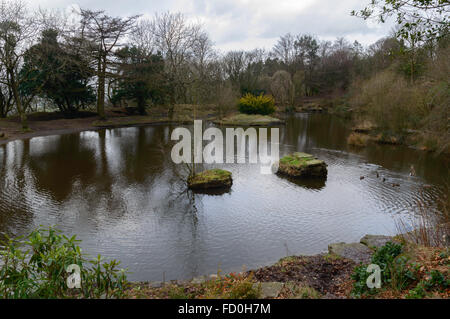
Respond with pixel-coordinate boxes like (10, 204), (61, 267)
(238, 93), (276, 115)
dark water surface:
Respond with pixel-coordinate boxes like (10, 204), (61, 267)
(0, 114), (448, 281)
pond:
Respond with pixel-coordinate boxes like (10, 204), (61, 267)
(0, 114), (448, 281)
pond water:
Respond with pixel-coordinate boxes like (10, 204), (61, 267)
(0, 114), (448, 281)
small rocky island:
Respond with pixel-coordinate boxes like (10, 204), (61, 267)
(277, 152), (327, 178)
(213, 114), (284, 126)
(187, 169), (233, 190)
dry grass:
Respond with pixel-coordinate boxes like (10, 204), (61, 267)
(419, 47), (450, 154)
(353, 120), (376, 133)
(124, 272), (261, 299)
(350, 70), (428, 134)
(347, 132), (370, 147)
(396, 185), (449, 248)
(350, 48), (449, 154)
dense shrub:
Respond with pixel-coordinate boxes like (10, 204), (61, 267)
(349, 47), (450, 154)
(370, 242), (404, 282)
(350, 70), (428, 134)
(406, 270), (450, 299)
(351, 263), (378, 298)
(0, 227), (127, 299)
(238, 93), (276, 115)
(419, 47), (450, 154)
(351, 242), (417, 297)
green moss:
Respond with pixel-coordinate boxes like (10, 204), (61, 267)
(279, 153), (320, 168)
(278, 152), (327, 178)
(275, 256), (298, 266)
(323, 253), (342, 262)
(193, 169), (231, 182)
(188, 169), (233, 190)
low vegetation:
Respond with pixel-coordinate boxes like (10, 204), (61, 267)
(0, 227), (127, 299)
(125, 272), (261, 299)
(238, 93), (276, 115)
(2, 227), (447, 299)
(347, 133), (370, 147)
(350, 241), (449, 299)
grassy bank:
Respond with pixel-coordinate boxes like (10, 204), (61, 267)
(0, 104), (220, 145)
(124, 241), (449, 300)
(1, 226), (447, 299)
(0, 102), (289, 145)
(213, 113), (284, 126)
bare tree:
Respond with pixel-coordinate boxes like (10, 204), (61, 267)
(0, 0), (37, 129)
(273, 33), (296, 66)
(78, 9), (139, 119)
(149, 12), (204, 116)
(270, 70), (294, 110)
(191, 31), (214, 79)
(222, 50), (245, 89)
(130, 19), (155, 56)
(0, 71), (14, 117)
(222, 49), (266, 95)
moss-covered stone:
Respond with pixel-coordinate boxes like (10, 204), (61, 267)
(360, 234), (395, 249)
(328, 242), (372, 264)
(277, 152), (327, 178)
(254, 282), (284, 298)
(187, 169), (233, 190)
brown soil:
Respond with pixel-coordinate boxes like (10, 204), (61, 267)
(123, 254), (357, 299)
(249, 255), (356, 297)
(123, 245), (449, 299)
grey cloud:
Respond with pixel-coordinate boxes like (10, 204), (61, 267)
(27, 0), (393, 50)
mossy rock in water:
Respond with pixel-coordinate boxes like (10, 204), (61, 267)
(188, 169), (233, 190)
(277, 152), (327, 178)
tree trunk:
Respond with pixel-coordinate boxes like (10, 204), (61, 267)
(137, 97), (146, 115)
(96, 55), (106, 119)
(10, 71), (28, 130)
(168, 78), (176, 119)
(168, 96), (175, 119)
(0, 90), (5, 118)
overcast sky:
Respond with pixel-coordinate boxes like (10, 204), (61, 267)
(25, 0), (394, 51)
